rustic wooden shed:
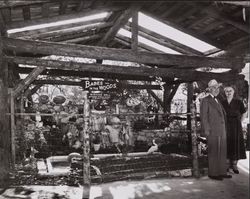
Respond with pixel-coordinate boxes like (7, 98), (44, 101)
(0, 0), (249, 187)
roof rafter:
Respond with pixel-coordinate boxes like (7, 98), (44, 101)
(2, 37), (244, 69)
(6, 6), (121, 30)
(125, 23), (203, 55)
(98, 4), (141, 46)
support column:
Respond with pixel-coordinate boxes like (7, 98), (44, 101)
(163, 83), (172, 113)
(0, 33), (11, 186)
(82, 92), (91, 199)
(187, 83), (194, 153)
(190, 103), (200, 178)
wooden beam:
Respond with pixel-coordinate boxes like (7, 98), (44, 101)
(41, 3), (50, 18)
(64, 33), (104, 44)
(13, 65), (45, 98)
(131, 12), (138, 51)
(0, 11), (7, 36)
(16, 66), (157, 81)
(9, 17), (109, 39)
(166, 83), (180, 105)
(125, 23), (203, 55)
(0, 30), (11, 186)
(22, 5), (31, 20)
(24, 84), (42, 98)
(98, 5), (141, 46)
(0, 1), (49, 8)
(2, 37), (244, 70)
(6, 7), (119, 30)
(116, 35), (164, 53)
(9, 89), (15, 166)
(45, 22), (113, 42)
(203, 6), (250, 34)
(1, 7), (11, 23)
(147, 89), (164, 108)
(6, 55), (244, 83)
(59, 0), (68, 15)
(143, 10), (226, 50)
(31, 79), (162, 90)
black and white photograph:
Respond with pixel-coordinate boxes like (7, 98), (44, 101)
(0, 0), (249, 198)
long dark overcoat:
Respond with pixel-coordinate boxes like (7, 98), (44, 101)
(200, 95), (227, 176)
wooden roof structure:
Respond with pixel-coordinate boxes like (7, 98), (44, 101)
(0, 0), (250, 188)
(0, 0), (249, 88)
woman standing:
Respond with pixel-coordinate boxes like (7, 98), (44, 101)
(221, 86), (247, 174)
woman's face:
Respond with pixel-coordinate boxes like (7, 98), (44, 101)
(224, 87), (234, 98)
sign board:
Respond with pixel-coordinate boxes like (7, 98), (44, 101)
(88, 92), (111, 100)
(82, 80), (118, 91)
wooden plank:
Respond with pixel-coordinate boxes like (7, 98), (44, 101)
(6, 56), (245, 82)
(16, 66), (157, 81)
(98, 5), (141, 46)
(22, 5), (31, 20)
(42, 22), (113, 42)
(82, 93), (91, 197)
(1, 8), (11, 23)
(32, 79), (162, 90)
(9, 89), (15, 166)
(190, 103), (200, 178)
(6, 6), (119, 29)
(131, 12), (138, 51)
(203, 6), (250, 34)
(0, 11), (7, 36)
(147, 89), (164, 108)
(24, 84), (42, 98)
(0, 1), (49, 8)
(2, 37), (244, 70)
(64, 33), (104, 44)
(125, 24), (203, 55)
(10, 17), (107, 39)
(143, 10), (226, 50)
(41, 3), (50, 18)
(116, 34), (164, 53)
(13, 65), (45, 98)
(59, 0), (68, 15)
(0, 33), (11, 186)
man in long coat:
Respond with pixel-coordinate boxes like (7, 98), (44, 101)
(200, 79), (232, 180)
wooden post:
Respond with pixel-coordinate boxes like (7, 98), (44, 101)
(0, 21), (11, 186)
(131, 12), (138, 51)
(190, 103), (200, 178)
(9, 89), (16, 167)
(82, 91), (91, 199)
(187, 83), (194, 153)
(163, 83), (172, 113)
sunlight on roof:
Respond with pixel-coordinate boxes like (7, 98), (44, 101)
(137, 12), (216, 53)
(7, 12), (109, 34)
(118, 29), (181, 54)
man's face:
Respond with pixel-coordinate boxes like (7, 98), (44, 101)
(210, 86), (220, 96)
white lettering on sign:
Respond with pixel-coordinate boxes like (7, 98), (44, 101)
(99, 83), (117, 91)
(85, 81), (103, 89)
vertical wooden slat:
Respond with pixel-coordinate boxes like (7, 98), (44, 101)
(1, 8), (11, 23)
(187, 83), (194, 153)
(22, 5), (31, 20)
(190, 103), (200, 178)
(59, 0), (68, 15)
(82, 92), (90, 199)
(0, 33), (11, 187)
(42, 3), (50, 18)
(131, 12), (138, 51)
(10, 89), (16, 167)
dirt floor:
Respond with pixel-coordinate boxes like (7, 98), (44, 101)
(0, 152), (249, 199)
